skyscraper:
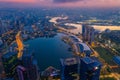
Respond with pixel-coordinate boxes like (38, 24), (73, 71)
(80, 57), (101, 80)
(0, 20), (8, 35)
(60, 57), (80, 80)
(82, 24), (95, 45)
(22, 52), (39, 80)
(82, 24), (88, 41)
(16, 65), (29, 80)
(89, 27), (95, 45)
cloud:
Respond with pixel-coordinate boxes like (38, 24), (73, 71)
(53, 0), (82, 3)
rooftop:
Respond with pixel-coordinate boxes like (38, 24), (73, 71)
(60, 57), (79, 66)
(79, 43), (91, 51)
(17, 65), (26, 71)
(81, 57), (101, 67)
(81, 57), (94, 64)
(70, 35), (82, 43)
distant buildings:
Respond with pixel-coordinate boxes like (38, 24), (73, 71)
(0, 38), (3, 46)
(0, 20), (8, 35)
(82, 24), (95, 46)
(80, 57), (101, 80)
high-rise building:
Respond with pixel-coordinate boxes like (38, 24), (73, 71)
(82, 24), (95, 45)
(2, 52), (18, 78)
(82, 24), (88, 41)
(16, 65), (29, 80)
(80, 57), (101, 80)
(0, 20), (8, 35)
(60, 57), (80, 80)
(0, 20), (4, 35)
(22, 52), (39, 80)
(89, 27), (95, 45)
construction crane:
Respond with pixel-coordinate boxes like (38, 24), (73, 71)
(16, 31), (24, 59)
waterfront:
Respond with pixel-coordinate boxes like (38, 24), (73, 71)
(25, 33), (73, 71)
(49, 17), (120, 34)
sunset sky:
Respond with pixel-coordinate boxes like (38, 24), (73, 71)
(0, 0), (120, 8)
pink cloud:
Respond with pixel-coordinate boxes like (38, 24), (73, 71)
(0, 0), (36, 3)
(0, 0), (120, 8)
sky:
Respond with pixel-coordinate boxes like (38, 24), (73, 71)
(0, 0), (120, 8)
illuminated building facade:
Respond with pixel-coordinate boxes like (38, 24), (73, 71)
(80, 57), (101, 80)
(60, 57), (80, 80)
(82, 24), (95, 45)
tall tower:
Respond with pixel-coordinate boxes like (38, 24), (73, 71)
(82, 24), (95, 46)
(89, 27), (95, 45)
(16, 65), (29, 80)
(0, 20), (4, 35)
(0, 37), (3, 46)
(80, 57), (101, 80)
(60, 57), (80, 80)
(82, 24), (87, 41)
(22, 52), (39, 80)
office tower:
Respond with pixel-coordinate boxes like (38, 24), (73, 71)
(0, 20), (8, 35)
(80, 57), (101, 80)
(2, 52), (18, 78)
(89, 27), (95, 45)
(90, 27), (95, 45)
(22, 52), (39, 80)
(82, 24), (88, 41)
(60, 57), (80, 80)
(82, 24), (95, 45)
(77, 43), (92, 57)
(0, 20), (5, 35)
(16, 65), (29, 80)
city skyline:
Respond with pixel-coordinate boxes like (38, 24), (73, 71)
(0, 0), (120, 8)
